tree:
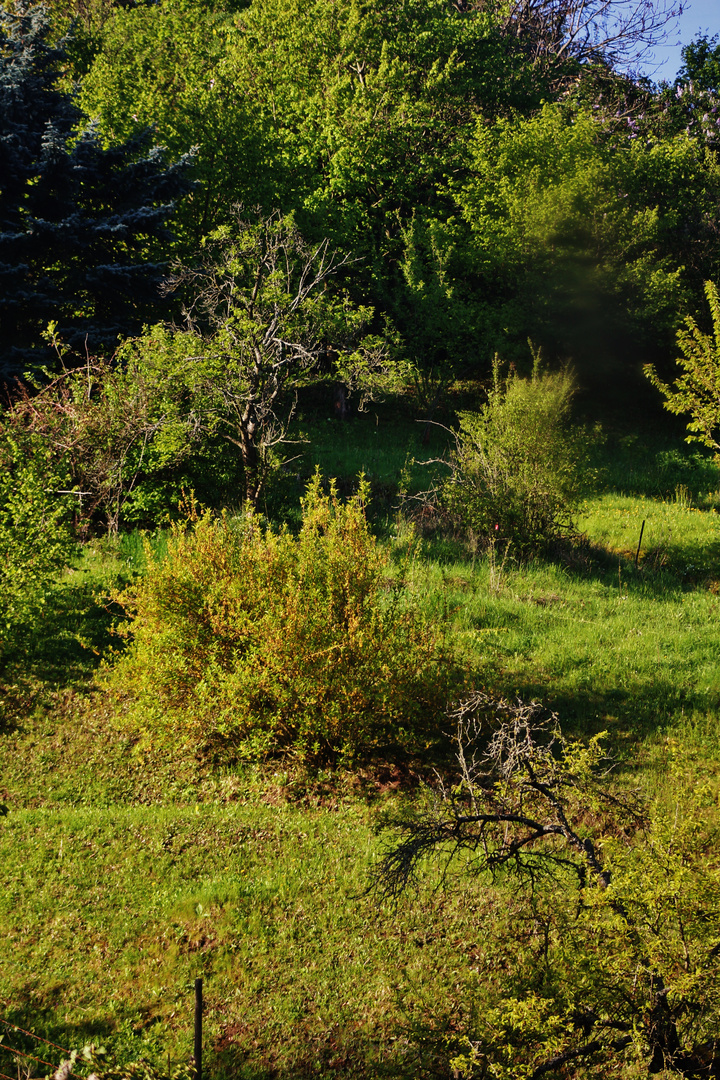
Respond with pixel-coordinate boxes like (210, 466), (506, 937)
(0, 0), (192, 373)
(396, 215), (481, 430)
(157, 208), (390, 507)
(1, 211), (391, 531)
(453, 100), (720, 375)
(645, 279), (720, 456)
(375, 693), (720, 1078)
(677, 32), (720, 93)
(76, 0), (267, 248)
(501, 0), (686, 72)
(77, 0), (548, 351)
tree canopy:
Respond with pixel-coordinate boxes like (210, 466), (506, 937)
(5, 0), (719, 436)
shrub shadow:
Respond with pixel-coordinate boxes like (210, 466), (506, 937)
(0, 577), (129, 732)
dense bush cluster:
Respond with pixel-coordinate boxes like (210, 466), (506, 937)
(107, 474), (459, 762)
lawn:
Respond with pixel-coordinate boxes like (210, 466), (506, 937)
(2, 411), (720, 1079)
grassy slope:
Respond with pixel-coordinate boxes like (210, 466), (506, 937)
(1, 409), (720, 1079)
(419, 497), (720, 745)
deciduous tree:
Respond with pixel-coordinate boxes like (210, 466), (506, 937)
(0, 428), (73, 651)
(157, 208), (390, 507)
(645, 279), (720, 456)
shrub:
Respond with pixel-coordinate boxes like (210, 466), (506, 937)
(442, 352), (587, 555)
(645, 279), (720, 458)
(0, 430), (73, 653)
(105, 473), (457, 762)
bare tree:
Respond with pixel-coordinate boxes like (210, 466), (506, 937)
(499, 0), (685, 72)
(165, 209), (387, 507)
(374, 693), (637, 900)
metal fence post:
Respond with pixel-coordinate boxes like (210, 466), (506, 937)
(194, 978), (203, 1080)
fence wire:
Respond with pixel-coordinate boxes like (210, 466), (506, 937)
(0, 1011), (77, 1080)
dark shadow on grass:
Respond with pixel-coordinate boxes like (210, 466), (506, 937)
(0, 998), (123, 1074)
(0, 998), (429, 1080)
(472, 631), (720, 759)
(209, 1026), (438, 1080)
(0, 577), (131, 732)
(547, 535), (720, 604)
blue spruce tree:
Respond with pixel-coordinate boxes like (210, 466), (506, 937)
(0, 1), (193, 374)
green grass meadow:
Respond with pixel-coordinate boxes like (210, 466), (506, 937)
(2, 407), (720, 1079)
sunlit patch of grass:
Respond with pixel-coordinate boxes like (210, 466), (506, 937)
(72, 529), (169, 583)
(578, 493), (720, 581)
(588, 429), (720, 504)
(0, 798), (494, 1079)
(409, 493), (720, 750)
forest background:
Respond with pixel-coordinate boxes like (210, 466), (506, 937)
(2, 0), (720, 1078)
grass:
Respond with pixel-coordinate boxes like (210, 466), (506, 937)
(2, 410), (720, 1079)
(413, 536), (720, 749)
(1, 724), (495, 1079)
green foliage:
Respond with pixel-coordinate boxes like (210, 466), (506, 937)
(398, 215), (480, 416)
(105, 472), (456, 761)
(156, 208), (393, 507)
(0, 430), (72, 652)
(378, 702), (720, 1078)
(442, 353), (587, 554)
(444, 792), (720, 1077)
(90, 1062), (193, 1080)
(5, 335), (203, 534)
(645, 280), (720, 456)
(454, 102), (719, 365)
(58, 1045), (194, 1080)
(678, 33), (720, 94)
(48, 0), (720, 388)
(76, 0), (544, 315)
(77, 0), (266, 247)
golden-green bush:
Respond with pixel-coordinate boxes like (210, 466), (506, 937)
(442, 354), (589, 555)
(105, 474), (457, 762)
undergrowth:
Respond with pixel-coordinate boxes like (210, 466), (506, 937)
(2, 417), (720, 1079)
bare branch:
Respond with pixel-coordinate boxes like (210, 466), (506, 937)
(373, 692), (644, 901)
(502, 0), (685, 72)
